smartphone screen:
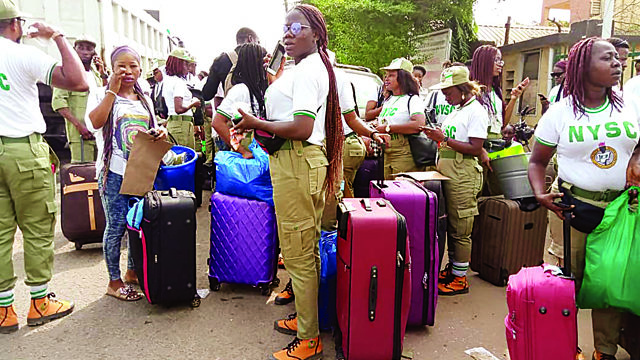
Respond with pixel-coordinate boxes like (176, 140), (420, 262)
(267, 42), (285, 76)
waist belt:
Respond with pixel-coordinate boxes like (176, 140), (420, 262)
(0, 133), (42, 144)
(168, 115), (193, 122)
(390, 133), (403, 141)
(344, 132), (357, 139)
(439, 148), (475, 160)
(559, 179), (623, 202)
(279, 139), (313, 151)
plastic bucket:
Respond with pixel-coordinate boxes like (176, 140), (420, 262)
(154, 145), (196, 193)
(490, 153), (534, 199)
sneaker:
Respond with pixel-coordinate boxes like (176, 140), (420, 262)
(592, 350), (617, 360)
(438, 275), (469, 296)
(438, 263), (453, 284)
(274, 313), (297, 336)
(269, 336), (323, 360)
(576, 347), (585, 360)
(27, 293), (74, 326)
(0, 305), (18, 334)
(275, 280), (295, 305)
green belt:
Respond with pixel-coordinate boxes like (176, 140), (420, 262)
(390, 133), (403, 141)
(168, 115), (194, 122)
(279, 139), (313, 151)
(559, 179), (623, 202)
(438, 148), (475, 160)
(0, 133), (42, 144)
(345, 132), (357, 139)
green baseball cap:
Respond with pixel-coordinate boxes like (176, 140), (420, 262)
(429, 66), (471, 90)
(380, 57), (413, 73)
(169, 48), (191, 62)
(0, 0), (27, 21)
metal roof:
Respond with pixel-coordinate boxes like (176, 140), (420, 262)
(477, 24), (569, 46)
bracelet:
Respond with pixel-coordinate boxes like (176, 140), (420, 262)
(106, 90), (117, 97)
(50, 32), (64, 40)
(369, 130), (380, 138)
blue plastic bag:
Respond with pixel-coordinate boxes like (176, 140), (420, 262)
(126, 197), (144, 230)
(318, 230), (337, 331)
(214, 139), (273, 206)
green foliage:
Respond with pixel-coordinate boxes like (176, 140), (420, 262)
(302, 0), (477, 73)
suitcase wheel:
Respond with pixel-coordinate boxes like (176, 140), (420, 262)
(191, 294), (201, 308)
(209, 277), (221, 291)
(259, 284), (271, 296)
(75, 242), (82, 251)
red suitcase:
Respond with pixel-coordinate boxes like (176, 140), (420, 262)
(505, 209), (577, 360)
(336, 198), (411, 360)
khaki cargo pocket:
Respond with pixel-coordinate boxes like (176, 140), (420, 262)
(306, 155), (329, 195)
(280, 217), (315, 259)
(456, 206), (479, 237)
(46, 201), (58, 215)
(16, 157), (52, 191)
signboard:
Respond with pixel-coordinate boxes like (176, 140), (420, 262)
(414, 29), (452, 89)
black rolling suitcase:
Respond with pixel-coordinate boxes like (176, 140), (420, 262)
(128, 188), (200, 307)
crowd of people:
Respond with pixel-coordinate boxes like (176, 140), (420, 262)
(1, 0), (640, 359)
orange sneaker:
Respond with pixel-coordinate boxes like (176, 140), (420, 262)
(592, 350), (616, 360)
(275, 280), (295, 305)
(274, 313), (297, 335)
(27, 293), (74, 326)
(269, 337), (323, 360)
(0, 305), (18, 334)
(438, 263), (452, 284)
(438, 275), (469, 296)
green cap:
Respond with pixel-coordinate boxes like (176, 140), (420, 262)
(169, 48), (191, 62)
(380, 57), (413, 73)
(0, 0), (26, 20)
(74, 34), (97, 47)
(429, 66), (470, 90)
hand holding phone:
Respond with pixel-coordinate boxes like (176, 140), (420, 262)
(267, 41), (285, 76)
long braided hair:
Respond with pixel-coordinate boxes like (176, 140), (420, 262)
(231, 43), (268, 118)
(564, 37), (623, 117)
(293, 4), (343, 193)
(165, 56), (188, 78)
(470, 45), (504, 119)
(100, 46), (156, 186)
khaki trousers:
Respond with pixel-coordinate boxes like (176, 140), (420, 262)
(384, 135), (424, 180)
(437, 153), (483, 263)
(0, 134), (57, 291)
(270, 141), (328, 339)
(166, 115), (195, 150)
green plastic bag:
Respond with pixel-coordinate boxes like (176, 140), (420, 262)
(577, 187), (640, 315)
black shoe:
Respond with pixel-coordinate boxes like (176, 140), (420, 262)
(275, 280), (295, 305)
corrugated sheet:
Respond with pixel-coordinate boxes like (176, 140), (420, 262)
(477, 24), (569, 46)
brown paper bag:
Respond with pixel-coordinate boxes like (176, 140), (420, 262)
(120, 132), (173, 196)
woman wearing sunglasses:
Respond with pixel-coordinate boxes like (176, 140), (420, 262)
(234, 4), (341, 360)
(541, 60), (568, 115)
(470, 45), (529, 195)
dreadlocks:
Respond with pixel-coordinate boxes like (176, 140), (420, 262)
(293, 4), (343, 194)
(564, 37), (623, 117)
(165, 56), (188, 78)
(231, 43), (268, 118)
(470, 45), (504, 118)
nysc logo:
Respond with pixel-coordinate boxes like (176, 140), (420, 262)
(0, 73), (10, 91)
(590, 143), (617, 169)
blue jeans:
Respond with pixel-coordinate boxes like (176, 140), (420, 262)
(98, 172), (134, 281)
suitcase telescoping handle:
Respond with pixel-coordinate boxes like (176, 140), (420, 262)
(376, 142), (385, 187)
(562, 189), (573, 278)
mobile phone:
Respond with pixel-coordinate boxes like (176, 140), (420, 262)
(537, 93), (547, 99)
(267, 41), (285, 76)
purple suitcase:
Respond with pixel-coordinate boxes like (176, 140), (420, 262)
(208, 192), (279, 295)
(353, 158), (379, 198)
(370, 179), (439, 326)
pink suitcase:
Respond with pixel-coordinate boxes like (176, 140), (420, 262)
(505, 210), (577, 360)
(336, 198), (411, 360)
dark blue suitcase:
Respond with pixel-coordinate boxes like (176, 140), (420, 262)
(319, 230), (337, 331)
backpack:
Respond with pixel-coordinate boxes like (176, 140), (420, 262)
(223, 51), (239, 96)
(153, 82), (168, 119)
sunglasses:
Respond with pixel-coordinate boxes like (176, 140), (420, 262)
(551, 72), (564, 78)
(283, 23), (310, 36)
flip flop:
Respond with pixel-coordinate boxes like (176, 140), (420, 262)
(106, 285), (143, 302)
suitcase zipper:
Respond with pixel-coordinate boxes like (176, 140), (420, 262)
(393, 213), (408, 360)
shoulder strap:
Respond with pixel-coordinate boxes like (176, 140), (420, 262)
(407, 94), (414, 114)
(428, 91), (437, 108)
(350, 82), (360, 118)
(224, 51), (239, 96)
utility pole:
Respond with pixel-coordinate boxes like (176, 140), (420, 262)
(601, 0), (615, 38)
(504, 16), (511, 46)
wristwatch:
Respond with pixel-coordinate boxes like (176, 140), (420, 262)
(443, 135), (450, 143)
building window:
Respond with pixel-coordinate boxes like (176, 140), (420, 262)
(591, 0), (601, 16)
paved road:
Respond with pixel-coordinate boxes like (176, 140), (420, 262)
(3, 191), (632, 359)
